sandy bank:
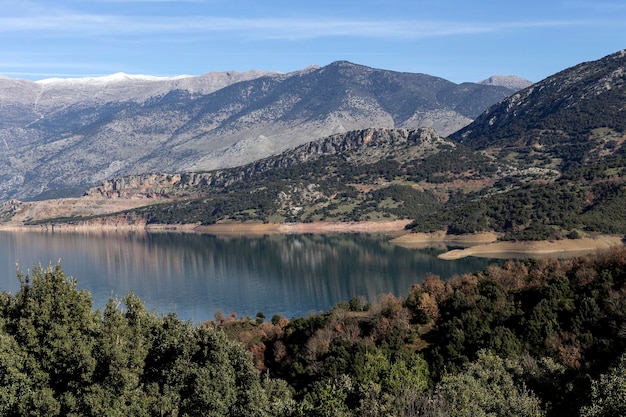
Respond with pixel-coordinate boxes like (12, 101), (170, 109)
(437, 235), (625, 260)
(391, 231), (625, 259)
(391, 231), (500, 250)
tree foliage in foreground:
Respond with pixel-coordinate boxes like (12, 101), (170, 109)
(0, 264), (293, 417)
(252, 248), (626, 417)
(1, 248), (626, 416)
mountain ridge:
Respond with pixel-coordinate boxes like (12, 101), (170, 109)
(0, 61), (519, 202)
(451, 49), (626, 167)
(478, 74), (533, 90)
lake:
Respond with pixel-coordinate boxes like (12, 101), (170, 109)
(0, 230), (501, 322)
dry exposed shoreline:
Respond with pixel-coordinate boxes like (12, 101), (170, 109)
(391, 231), (625, 259)
(1, 220), (623, 259)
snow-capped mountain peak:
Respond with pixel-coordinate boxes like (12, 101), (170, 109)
(35, 72), (193, 86)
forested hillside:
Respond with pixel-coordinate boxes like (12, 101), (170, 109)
(452, 50), (626, 161)
(1, 248), (626, 416)
(21, 126), (625, 241)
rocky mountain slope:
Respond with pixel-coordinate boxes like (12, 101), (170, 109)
(452, 50), (626, 169)
(0, 62), (519, 202)
(0, 69), (275, 121)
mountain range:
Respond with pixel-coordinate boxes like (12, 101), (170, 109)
(0, 62), (524, 202)
(2, 50), (625, 240)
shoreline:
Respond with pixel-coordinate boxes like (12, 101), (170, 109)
(195, 220), (413, 235)
(390, 231), (501, 250)
(1, 221), (623, 259)
(440, 235), (624, 259)
(392, 231), (624, 259)
(0, 219), (413, 236)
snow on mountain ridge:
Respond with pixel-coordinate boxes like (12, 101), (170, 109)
(35, 72), (194, 85)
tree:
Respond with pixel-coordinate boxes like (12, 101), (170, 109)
(6, 263), (98, 415)
(84, 296), (153, 416)
(432, 350), (545, 417)
(0, 264), (286, 417)
(580, 352), (626, 417)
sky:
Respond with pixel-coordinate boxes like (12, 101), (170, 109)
(1, 0), (625, 84)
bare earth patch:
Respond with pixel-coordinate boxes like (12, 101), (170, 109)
(437, 235), (625, 260)
(1, 197), (160, 225)
(391, 231), (500, 250)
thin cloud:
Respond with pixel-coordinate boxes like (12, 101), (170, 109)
(0, 56), (123, 78)
(1, 71), (102, 78)
(0, 12), (597, 41)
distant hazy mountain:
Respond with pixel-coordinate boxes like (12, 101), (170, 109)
(0, 62), (519, 202)
(478, 75), (533, 90)
(0, 70), (275, 109)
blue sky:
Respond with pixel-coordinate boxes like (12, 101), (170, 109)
(1, 0), (625, 83)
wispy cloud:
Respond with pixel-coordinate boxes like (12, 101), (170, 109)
(0, 11), (596, 42)
(1, 71), (103, 78)
(0, 56), (120, 78)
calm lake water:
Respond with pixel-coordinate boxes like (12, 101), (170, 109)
(0, 231), (500, 322)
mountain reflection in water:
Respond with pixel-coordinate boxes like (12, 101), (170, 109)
(0, 231), (500, 322)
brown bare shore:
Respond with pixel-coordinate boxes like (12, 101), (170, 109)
(390, 231), (500, 250)
(392, 231), (624, 259)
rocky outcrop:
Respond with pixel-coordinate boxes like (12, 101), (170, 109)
(81, 127), (451, 200)
(244, 127), (448, 172)
(83, 172), (222, 199)
(86, 173), (183, 199)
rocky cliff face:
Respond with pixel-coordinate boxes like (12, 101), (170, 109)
(86, 174), (185, 199)
(81, 127), (453, 199)
(0, 62), (520, 202)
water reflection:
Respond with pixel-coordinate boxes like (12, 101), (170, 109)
(0, 231), (500, 322)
